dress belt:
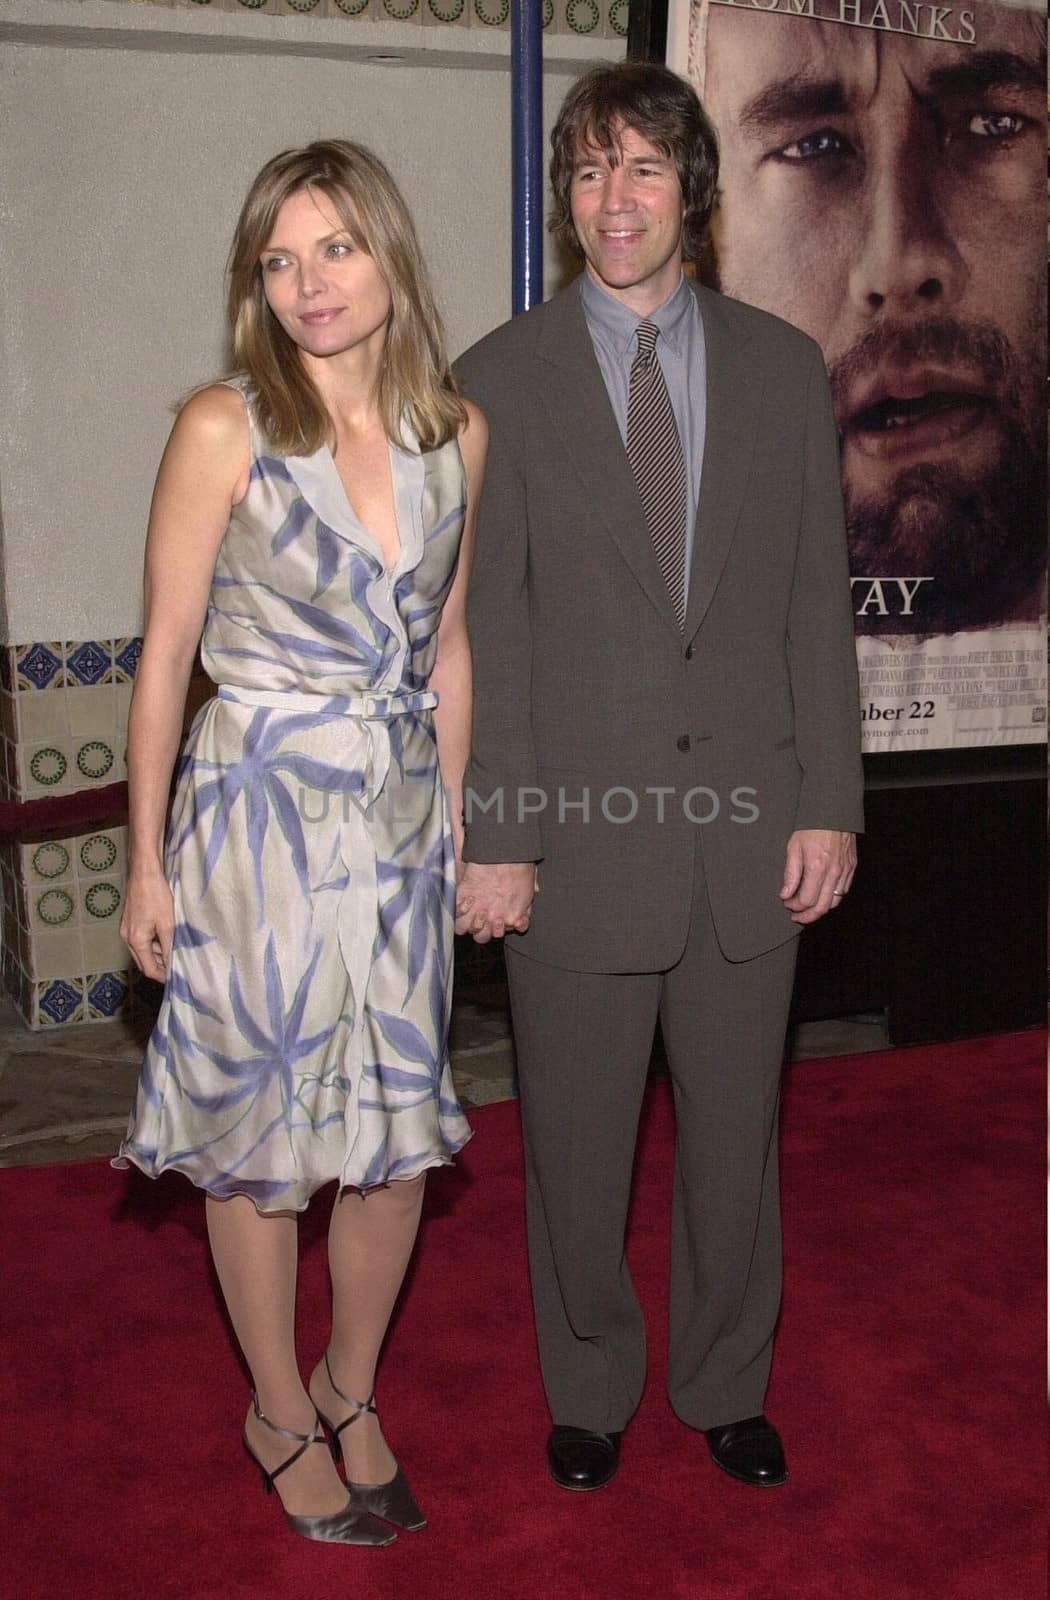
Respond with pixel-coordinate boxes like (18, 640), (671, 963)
(216, 685), (438, 719)
(215, 684), (439, 807)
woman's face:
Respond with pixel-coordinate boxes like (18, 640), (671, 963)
(259, 185), (392, 364)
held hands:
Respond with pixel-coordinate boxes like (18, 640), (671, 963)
(120, 870), (175, 982)
(454, 837), (852, 939)
(780, 829), (857, 925)
(455, 861), (537, 944)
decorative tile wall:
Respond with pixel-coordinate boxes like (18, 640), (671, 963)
(0, 639), (215, 1028)
(0, 640), (133, 809)
(0, 640), (139, 1028)
(98, 0), (628, 32)
(1, 822), (131, 1027)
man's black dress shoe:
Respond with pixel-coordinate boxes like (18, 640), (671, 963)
(546, 1427), (621, 1490)
(704, 1416), (787, 1487)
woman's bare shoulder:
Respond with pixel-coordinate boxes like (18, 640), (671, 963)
(156, 384), (251, 507)
(174, 382), (250, 453)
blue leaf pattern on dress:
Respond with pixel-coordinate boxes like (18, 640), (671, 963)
(117, 383), (472, 1212)
(272, 495), (313, 558)
(314, 523), (342, 598)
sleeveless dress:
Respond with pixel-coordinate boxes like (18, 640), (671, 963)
(116, 384), (472, 1213)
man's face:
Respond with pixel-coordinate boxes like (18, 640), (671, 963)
(569, 124), (686, 315)
(704, 3), (1046, 633)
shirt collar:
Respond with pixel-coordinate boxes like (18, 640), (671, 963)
(579, 269), (693, 361)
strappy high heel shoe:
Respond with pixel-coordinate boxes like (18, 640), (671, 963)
(241, 1392), (397, 1546)
(314, 1351), (427, 1532)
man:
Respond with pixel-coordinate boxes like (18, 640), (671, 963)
(454, 62), (862, 1492)
(698, 0), (1046, 636)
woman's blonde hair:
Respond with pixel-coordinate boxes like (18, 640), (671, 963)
(227, 140), (465, 454)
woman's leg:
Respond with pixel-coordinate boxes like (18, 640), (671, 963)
(206, 1194), (348, 1515)
(310, 1176), (427, 1484)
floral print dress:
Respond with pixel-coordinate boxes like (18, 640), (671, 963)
(117, 383), (472, 1212)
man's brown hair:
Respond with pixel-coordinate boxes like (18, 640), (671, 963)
(549, 62), (719, 262)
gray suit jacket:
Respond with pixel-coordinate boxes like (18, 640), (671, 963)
(455, 278), (863, 970)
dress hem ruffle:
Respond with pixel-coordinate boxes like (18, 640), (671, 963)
(111, 1127), (473, 1217)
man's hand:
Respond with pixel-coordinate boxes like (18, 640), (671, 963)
(455, 862), (537, 943)
(780, 829), (856, 925)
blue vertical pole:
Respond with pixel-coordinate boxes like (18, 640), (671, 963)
(511, 0), (544, 314)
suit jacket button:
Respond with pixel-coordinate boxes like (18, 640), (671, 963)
(684, 643), (694, 660)
(677, 734), (691, 753)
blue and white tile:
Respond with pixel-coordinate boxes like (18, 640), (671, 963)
(65, 640), (114, 688)
(86, 971), (131, 1020)
(16, 642), (65, 692)
(35, 977), (85, 1028)
(111, 637), (143, 684)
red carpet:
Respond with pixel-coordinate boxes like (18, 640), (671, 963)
(6, 1032), (1043, 1600)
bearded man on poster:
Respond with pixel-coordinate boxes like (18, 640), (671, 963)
(694, 0), (1047, 639)
(454, 62), (863, 1492)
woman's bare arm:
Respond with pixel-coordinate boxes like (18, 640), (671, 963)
(120, 384), (249, 979)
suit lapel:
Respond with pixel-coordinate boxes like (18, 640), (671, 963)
(536, 284), (680, 634)
(684, 286), (761, 644)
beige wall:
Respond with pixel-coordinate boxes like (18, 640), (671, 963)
(0, 3), (621, 643)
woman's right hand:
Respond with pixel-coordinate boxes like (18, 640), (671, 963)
(120, 870), (176, 982)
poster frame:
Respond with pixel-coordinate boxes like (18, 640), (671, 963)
(627, 0), (1046, 785)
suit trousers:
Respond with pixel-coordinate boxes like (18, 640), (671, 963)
(504, 840), (799, 1434)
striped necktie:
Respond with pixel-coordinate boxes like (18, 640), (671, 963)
(625, 319), (687, 627)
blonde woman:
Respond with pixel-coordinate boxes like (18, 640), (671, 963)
(116, 142), (485, 1546)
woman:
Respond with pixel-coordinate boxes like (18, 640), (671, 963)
(116, 141), (485, 1547)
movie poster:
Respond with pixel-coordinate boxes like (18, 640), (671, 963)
(668, 0), (1047, 751)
